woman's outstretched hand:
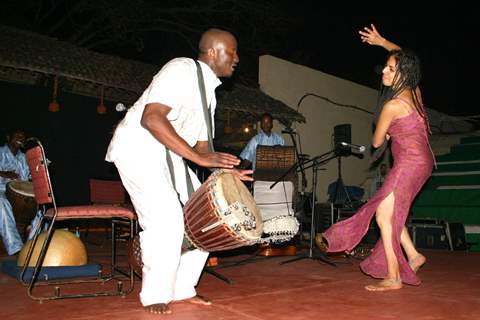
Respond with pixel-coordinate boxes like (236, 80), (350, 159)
(359, 24), (385, 47)
(359, 24), (400, 51)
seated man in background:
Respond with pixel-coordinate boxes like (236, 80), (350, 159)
(0, 129), (30, 255)
(239, 113), (284, 170)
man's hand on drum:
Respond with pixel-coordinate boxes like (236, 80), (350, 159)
(196, 152), (240, 169)
(223, 168), (254, 182)
(0, 171), (19, 179)
(195, 152), (253, 181)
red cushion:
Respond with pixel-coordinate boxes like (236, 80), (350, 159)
(46, 205), (136, 220)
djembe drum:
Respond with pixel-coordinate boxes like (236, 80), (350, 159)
(254, 146), (300, 256)
(6, 180), (37, 240)
(128, 170), (263, 274)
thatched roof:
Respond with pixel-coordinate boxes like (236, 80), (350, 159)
(0, 25), (154, 102)
(217, 84), (305, 125)
(0, 25), (304, 125)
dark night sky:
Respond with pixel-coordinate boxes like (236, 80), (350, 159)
(271, 13), (461, 115)
(133, 11), (466, 117)
(1, 4), (469, 117)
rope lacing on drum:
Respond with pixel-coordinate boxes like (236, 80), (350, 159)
(201, 201), (257, 234)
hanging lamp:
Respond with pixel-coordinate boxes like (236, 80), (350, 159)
(48, 76), (60, 112)
(97, 84), (107, 114)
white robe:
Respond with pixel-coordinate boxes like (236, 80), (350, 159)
(0, 145), (30, 255)
(106, 58), (220, 306)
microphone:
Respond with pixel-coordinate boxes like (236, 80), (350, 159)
(115, 103), (127, 112)
(340, 142), (366, 153)
(281, 127), (296, 134)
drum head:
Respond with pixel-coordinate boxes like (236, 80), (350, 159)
(213, 172), (263, 240)
(8, 180), (35, 197)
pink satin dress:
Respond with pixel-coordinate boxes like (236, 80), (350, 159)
(324, 99), (434, 285)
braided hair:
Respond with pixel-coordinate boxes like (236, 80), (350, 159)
(375, 49), (431, 133)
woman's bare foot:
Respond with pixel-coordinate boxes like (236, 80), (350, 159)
(365, 279), (402, 292)
(315, 233), (328, 252)
(145, 303), (172, 314)
(180, 295), (212, 306)
(409, 254), (426, 273)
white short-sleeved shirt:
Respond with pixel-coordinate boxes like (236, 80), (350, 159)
(106, 58), (221, 162)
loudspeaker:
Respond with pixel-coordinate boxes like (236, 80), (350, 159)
(448, 222), (467, 250)
(408, 222), (450, 250)
(334, 124), (351, 156)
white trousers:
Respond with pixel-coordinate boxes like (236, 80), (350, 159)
(0, 192), (23, 255)
(114, 148), (209, 306)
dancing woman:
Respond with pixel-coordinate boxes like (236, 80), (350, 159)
(322, 25), (434, 291)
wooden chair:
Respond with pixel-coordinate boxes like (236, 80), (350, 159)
(89, 179), (127, 205)
(19, 139), (136, 301)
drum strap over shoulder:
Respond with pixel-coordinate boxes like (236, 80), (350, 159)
(165, 149), (194, 205)
(194, 59), (214, 153)
(163, 60), (214, 205)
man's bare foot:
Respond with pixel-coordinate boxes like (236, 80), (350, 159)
(145, 303), (172, 315)
(409, 254), (426, 273)
(181, 295), (212, 306)
(365, 279), (402, 292)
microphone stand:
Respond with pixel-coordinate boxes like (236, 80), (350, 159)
(269, 158), (301, 190)
(283, 130), (307, 192)
(270, 149), (332, 190)
(331, 155), (353, 208)
(279, 150), (337, 267)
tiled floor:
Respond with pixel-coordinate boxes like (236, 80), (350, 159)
(1, 240), (480, 320)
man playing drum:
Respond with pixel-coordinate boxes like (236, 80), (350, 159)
(239, 113), (285, 170)
(0, 129), (30, 255)
(106, 28), (251, 315)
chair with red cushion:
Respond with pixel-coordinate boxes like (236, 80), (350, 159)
(20, 139), (136, 301)
(89, 178), (138, 277)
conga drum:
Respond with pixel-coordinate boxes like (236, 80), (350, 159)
(254, 145), (298, 199)
(128, 170), (263, 275)
(254, 181), (300, 256)
(255, 146), (295, 178)
(254, 147), (300, 256)
(6, 180), (37, 240)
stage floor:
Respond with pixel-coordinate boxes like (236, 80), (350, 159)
(1, 238), (480, 320)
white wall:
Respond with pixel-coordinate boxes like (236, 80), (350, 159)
(259, 55), (379, 201)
